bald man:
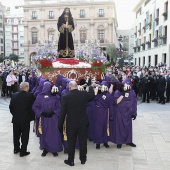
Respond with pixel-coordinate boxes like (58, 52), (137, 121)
(58, 81), (94, 166)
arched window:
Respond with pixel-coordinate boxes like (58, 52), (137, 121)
(14, 18), (18, 24)
(7, 19), (11, 24)
(47, 27), (55, 42)
(97, 25), (105, 43)
(31, 27), (38, 44)
(79, 26), (87, 43)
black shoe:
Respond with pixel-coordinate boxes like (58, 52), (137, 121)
(96, 144), (100, 149)
(81, 160), (86, 165)
(127, 143), (136, 147)
(14, 148), (20, 154)
(158, 101), (161, 103)
(41, 150), (48, 157)
(117, 144), (122, 149)
(104, 143), (110, 148)
(64, 149), (68, 154)
(52, 152), (58, 157)
(20, 152), (30, 157)
(64, 160), (74, 166)
(161, 103), (165, 105)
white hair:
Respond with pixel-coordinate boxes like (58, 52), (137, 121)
(20, 82), (29, 90)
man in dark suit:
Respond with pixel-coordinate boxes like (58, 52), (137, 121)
(58, 81), (95, 166)
(9, 82), (35, 157)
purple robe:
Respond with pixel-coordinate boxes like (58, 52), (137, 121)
(32, 82), (63, 153)
(29, 72), (37, 91)
(93, 92), (111, 144)
(86, 99), (95, 141)
(32, 76), (41, 94)
(109, 89), (137, 144)
(34, 78), (47, 97)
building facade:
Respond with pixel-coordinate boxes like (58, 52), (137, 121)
(117, 29), (134, 63)
(4, 11), (25, 61)
(23, 0), (118, 65)
(133, 0), (169, 67)
(0, 3), (5, 57)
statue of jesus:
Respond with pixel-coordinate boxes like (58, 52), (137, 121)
(57, 8), (75, 58)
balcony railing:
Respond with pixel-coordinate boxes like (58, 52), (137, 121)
(80, 14), (86, 18)
(48, 15), (55, 19)
(98, 13), (105, 17)
(12, 46), (19, 49)
(12, 38), (18, 41)
(31, 16), (38, 20)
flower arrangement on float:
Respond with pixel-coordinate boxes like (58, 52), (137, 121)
(33, 43), (57, 72)
(76, 47), (108, 72)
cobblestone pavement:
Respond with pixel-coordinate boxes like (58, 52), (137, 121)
(0, 97), (170, 170)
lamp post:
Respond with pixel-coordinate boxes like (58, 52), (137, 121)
(117, 35), (123, 63)
(128, 54), (133, 66)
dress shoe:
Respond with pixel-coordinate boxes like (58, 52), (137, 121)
(14, 149), (20, 154)
(96, 144), (100, 149)
(161, 103), (165, 105)
(52, 152), (58, 157)
(81, 160), (86, 165)
(64, 149), (68, 154)
(117, 144), (122, 149)
(127, 143), (136, 147)
(104, 143), (110, 148)
(64, 160), (74, 166)
(20, 151), (30, 157)
(41, 150), (48, 157)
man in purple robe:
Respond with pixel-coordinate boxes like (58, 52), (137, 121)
(93, 81), (111, 149)
(29, 70), (37, 92)
(32, 81), (63, 156)
(34, 78), (47, 97)
(110, 78), (137, 148)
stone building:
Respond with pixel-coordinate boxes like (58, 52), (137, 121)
(4, 9), (24, 61)
(23, 0), (118, 65)
(0, 3), (5, 57)
(133, 0), (169, 67)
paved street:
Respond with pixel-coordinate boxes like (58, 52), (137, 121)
(0, 97), (170, 170)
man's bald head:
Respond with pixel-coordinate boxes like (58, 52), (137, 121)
(69, 81), (78, 91)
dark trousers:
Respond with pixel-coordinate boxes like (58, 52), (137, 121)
(13, 122), (30, 153)
(67, 125), (88, 162)
(150, 88), (156, 100)
(159, 91), (165, 104)
(8, 85), (14, 97)
(142, 90), (150, 102)
(166, 88), (170, 102)
(2, 84), (7, 96)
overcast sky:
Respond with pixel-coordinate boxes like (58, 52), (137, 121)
(0, 0), (137, 29)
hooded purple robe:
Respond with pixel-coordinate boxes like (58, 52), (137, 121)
(109, 78), (137, 144)
(32, 81), (63, 153)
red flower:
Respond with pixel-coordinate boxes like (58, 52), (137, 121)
(91, 61), (103, 67)
(38, 59), (52, 67)
(55, 58), (80, 65)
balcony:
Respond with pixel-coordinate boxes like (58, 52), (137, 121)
(31, 16), (38, 20)
(98, 13), (105, 17)
(162, 11), (168, 16)
(12, 31), (19, 34)
(12, 46), (19, 49)
(160, 35), (167, 45)
(48, 15), (55, 19)
(152, 38), (157, 42)
(80, 14), (86, 18)
(12, 38), (19, 41)
(154, 17), (159, 21)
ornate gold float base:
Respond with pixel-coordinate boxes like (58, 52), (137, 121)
(40, 68), (104, 84)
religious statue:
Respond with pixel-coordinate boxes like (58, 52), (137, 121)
(57, 8), (75, 58)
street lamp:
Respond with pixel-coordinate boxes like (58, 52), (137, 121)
(116, 35), (123, 63)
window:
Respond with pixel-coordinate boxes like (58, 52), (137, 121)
(32, 11), (37, 19)
(20, 36), (24, 39)
(143, 57), (145, 65)
(0, 30), (3, 36)
(7, 19), (11, 24)
(156, 9), (159, 26)
(163, 1), (168, 21)
(49, 11), (54, 19)
(139, 57), (141, 66)
(48, 32), (55, 41)
(0, 15), (2, 19)
(1, 46), (3, 51)
(163, 53), (166, 63)
(13, 27), (17, 33)
(80, 9), (85, 18)
(0, 23), (2, 28)
(149, 14), (152, 30)
(32, 32), (38, 44)
(143, 19), (146, 33)
(163, 26), (167, 44)
(1, 39), (3, 44)
(13, 51), (18, 55)
(80, 30), (86, 43)
(14, 18), (18, 25)
(155, 55), (158, 66)
(98, 30), (104, 43)
(99, 9), (104, 17)
(148, 56), (151, 64)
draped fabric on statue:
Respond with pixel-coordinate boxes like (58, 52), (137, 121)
(109, 89), (137, 144)
(32, 82), (63, 153)
(57, 13), (75, 58)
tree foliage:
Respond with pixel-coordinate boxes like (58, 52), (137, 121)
(106, 44), (118, 64)
(9, 53), (19, 62)
(0, 55), (4, 62)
